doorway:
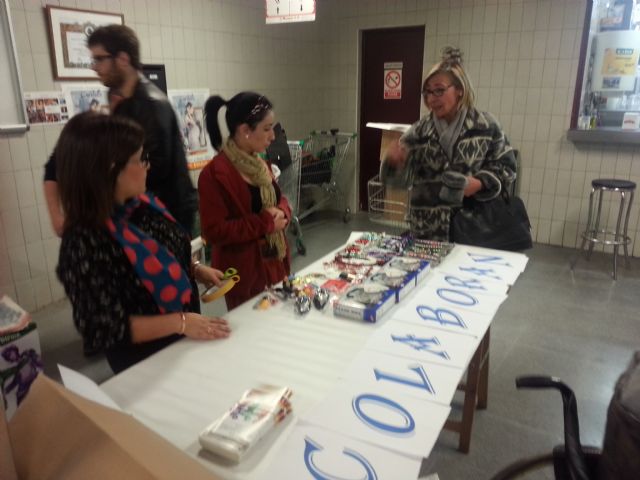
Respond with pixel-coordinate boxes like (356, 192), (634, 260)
(358, 26), (425, 211)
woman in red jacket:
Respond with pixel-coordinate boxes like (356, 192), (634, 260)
(199, 92), (291, 310)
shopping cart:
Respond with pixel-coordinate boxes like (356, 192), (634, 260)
(367, 174), (411, 230)
(299, 129), (356, 223)
(277, 140), (306, 255)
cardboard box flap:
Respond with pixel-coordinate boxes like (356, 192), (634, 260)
(365, 122), (411, 133)
(9, 375), (220, 480)
(1, 408), (17, 480)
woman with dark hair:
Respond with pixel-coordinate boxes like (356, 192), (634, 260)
(198, 92), (291, 310)
(382, 46), (516, 241)
(56, 112), (230, 374)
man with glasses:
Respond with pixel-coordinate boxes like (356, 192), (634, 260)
(44, 25), (197, 236)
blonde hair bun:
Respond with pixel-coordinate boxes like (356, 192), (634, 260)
(441, 46), (463, 66)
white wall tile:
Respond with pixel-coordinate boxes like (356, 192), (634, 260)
(537, 218), (551, 243)
(15, 170), (36, 208)
(532, 31), (548, 60)
(8, 244), (29, 283)
(9, 136), (30, 171)
(0, 249), (12, 287)
(1, 209), (24, 248)
(0, 173), (19, 212)
(566, 197), (583, 223)
(11, 10), (31, 55)
(20, 206), (41, 244)
(547, 219), (563, 245)
(542, 168), (558, 195)
(552, 195), (568, 221)
(33, 275), (52, 309)
(534, 0), (550, 30)
(49, 271), (66, 302)
(561, 221), (577, 246)
(0, 138), (12, 173)
(15, 279), (37, 313)
(25, 10), (49, 55)
(586, 148), (602, 174)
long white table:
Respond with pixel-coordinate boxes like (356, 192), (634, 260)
(101, 235), (526, 479)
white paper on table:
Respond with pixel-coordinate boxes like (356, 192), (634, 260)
(58, 364), (121, 411)
(259, 424), (422, 480)
(364, 320), (480, 370)
(439, 247), (528, 285)
(449, 245), (529, 272)
(389, 297), (494, 338)
(300, 381), (450, 459)
(428, 270), (510, 296)
(412, 285), (507, 316)
(341, 349), (463, 406)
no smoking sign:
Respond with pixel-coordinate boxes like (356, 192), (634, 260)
(384, 62), (402, 100)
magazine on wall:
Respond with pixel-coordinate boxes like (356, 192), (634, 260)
(61, 84), (109, 117)
(168, 89), (214, 169)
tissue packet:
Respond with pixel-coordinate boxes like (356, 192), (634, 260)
(199, 385), (292, 462)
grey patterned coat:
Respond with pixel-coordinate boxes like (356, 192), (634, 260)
(380, 107), (516, 240)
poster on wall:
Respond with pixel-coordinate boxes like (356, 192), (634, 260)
(168, 89), (213, 169)
(265, 0), (316, 24)
(24, 91), (69, 125)
(61, 84), (109, 116)
(384, 62), (402, 100)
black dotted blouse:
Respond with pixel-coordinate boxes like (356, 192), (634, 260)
(56, 204), (198, 373)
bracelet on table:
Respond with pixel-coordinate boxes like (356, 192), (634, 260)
(179, 311), (186, 335)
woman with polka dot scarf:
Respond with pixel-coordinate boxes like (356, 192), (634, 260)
(56, 113), (230, 373)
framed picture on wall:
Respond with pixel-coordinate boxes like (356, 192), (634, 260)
(45, 6), (124, 80)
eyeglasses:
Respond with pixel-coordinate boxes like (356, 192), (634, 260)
(422, 85), (454, 98)
(91, 54), (113, 66)
(139, 150), (151, 167)
(129, 150), (150, 168)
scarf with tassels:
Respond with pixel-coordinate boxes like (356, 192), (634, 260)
(223, 138), (287, 260)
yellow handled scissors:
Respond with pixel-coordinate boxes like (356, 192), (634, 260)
(222, 268), (240, 281)
(201, 267), (240, 303)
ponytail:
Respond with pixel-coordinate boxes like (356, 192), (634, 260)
(204, 95), (226, 150)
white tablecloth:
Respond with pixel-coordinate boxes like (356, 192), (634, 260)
(101, 234), (526, 479)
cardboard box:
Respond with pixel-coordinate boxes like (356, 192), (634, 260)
(0, 323), (42, 420)
(366, 122), (412, 223)
(7, 375), (220, 480)
(369, 266), (417, 303)
(386, 257), (431, 285)
(334, 283), (396, 323)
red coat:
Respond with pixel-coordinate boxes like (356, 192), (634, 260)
(198, 152), (291, 310)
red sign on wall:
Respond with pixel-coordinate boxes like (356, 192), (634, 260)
(384, 62), (403, 100)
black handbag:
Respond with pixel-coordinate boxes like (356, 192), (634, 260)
(451, 191), (532, 251)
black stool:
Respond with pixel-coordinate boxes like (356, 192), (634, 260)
(573, 179), (636, 279)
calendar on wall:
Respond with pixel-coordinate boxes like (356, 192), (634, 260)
(265, 0), (315, 24)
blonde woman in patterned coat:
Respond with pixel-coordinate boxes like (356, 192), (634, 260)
(381, 47), (516, 241)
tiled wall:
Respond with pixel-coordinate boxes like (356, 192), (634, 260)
(315, 0), (640, 256)
(3, 0), (640, 312)
(0, 0), (324, 311)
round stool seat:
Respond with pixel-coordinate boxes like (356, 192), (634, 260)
(592, 178), (637, 190)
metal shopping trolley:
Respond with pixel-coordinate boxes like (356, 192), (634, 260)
(299, 129), (356, 223)
(277, 140), (306, 255)
(367, 174), (411, 230)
